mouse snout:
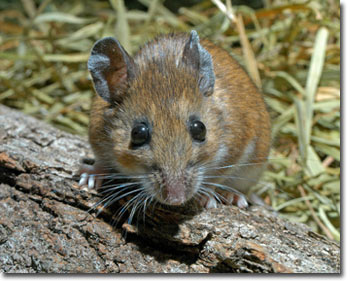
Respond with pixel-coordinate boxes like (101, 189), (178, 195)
(161, 176), (186, 206)
(152, 166), (190, 206)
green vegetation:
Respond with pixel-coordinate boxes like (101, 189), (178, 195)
(0, 0), (340, 241)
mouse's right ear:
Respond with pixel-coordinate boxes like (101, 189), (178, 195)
(88, 37), (136, 103)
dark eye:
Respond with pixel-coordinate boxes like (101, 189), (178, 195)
(131, 123), (150, 147)
(190, 120), (206, 142)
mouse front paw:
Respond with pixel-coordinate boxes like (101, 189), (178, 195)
(199, 191), (248, 209)
(220, 190), (249, 209)
(78, 162), (104, 190)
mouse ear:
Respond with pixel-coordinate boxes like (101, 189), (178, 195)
(88, 37), (136, 103)
(182, 30), (215, 96)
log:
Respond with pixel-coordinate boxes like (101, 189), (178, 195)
(0, 105), (340, 273)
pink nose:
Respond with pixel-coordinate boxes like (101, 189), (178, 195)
(166, 193), (186, 205)
(163, 181), (186, 206)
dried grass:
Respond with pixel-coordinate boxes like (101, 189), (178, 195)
(0, 0), (340, 240)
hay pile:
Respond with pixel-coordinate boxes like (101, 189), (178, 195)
(0, 0), (340, 240)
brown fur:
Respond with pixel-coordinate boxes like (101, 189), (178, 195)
(88, 33), (271, 205)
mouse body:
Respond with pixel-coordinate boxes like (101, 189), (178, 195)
(79, 30), (271, 209)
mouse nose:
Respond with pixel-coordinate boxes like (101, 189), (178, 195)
(162, 177), (187, 206)
(153, 166), (188, 206)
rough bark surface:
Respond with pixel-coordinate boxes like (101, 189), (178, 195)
(0, 105), (340, 273)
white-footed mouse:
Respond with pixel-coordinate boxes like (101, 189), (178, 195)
(79, 30), (271, 209)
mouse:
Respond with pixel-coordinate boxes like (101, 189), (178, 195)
(79, 30), (271, 210)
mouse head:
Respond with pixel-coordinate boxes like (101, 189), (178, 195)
(88, 31), (226, 206)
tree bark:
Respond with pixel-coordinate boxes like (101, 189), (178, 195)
(0, 105), (340, 273)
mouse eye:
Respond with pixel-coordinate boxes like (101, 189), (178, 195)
(131, 123), (150, 147)
(189, 120), (206, 142)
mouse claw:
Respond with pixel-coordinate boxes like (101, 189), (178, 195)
(79, 173), (89, 187)
(78, 163), (104, 190)
(218, 190), (249, 209)
(79, 173), (103, 190)
(205, 196), (217, 209)
(236, 195), (248, 209)
(88, 175), (95, 189)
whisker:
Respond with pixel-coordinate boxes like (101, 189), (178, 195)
(147, 196), (157, 218)
(106, 187), (145, 208)
(84, 173), (149, 180)
(88, 189), (126, 213)
(202, 175), (272, 186)
(196, 188), (209, 200)
(113, 191), (147, 226)
(141, 195), (153, 224)
(94, 188), (134, 217)
(197, 188), (215, 203)
(134, 194), (149, 227)
(90, 186), (144, 215)
(202, 161), (268, 171)
(199, 186), (225, 204)
(200, 155), (326, 172)
(204, 179), (300, 204)
(126, 198), (140, 225)
(91, 182), (141, 208)
(193, 190), (204, 204)
(201, 181), (245, 197)
(128, 192), (147, 224)
(99, 181), (143, 194)
(135, 194), (151, 227)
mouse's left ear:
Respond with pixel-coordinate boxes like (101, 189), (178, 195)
(88, 37), (136, 104)
(182, 30), (215, 96)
